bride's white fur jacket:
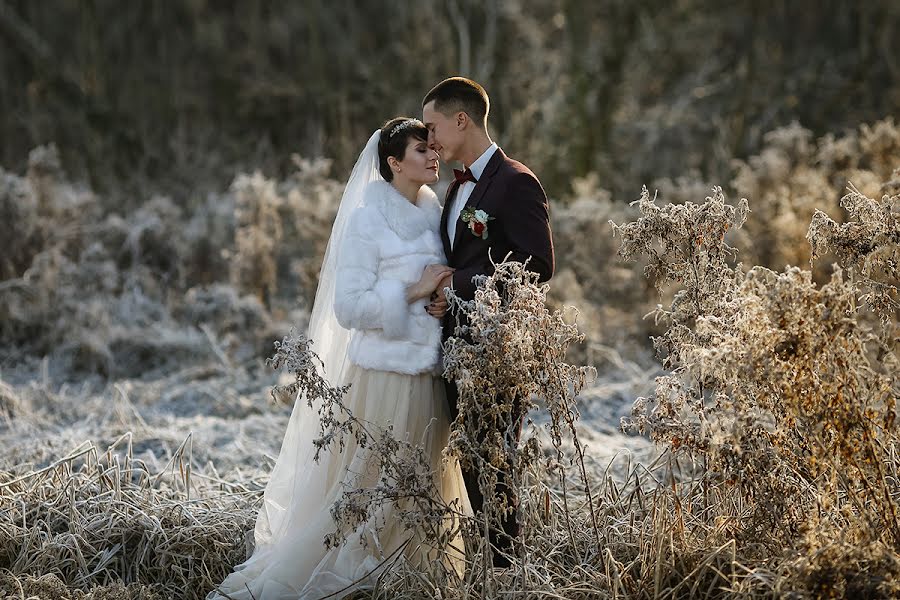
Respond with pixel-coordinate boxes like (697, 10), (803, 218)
(334, 181), (445, 375)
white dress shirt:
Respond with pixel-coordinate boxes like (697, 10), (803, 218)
(446, 143), (498, 249)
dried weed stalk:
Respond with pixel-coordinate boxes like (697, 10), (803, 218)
(442, 258), (597, 576)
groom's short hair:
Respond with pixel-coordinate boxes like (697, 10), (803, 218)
(423, 77), (489, 130)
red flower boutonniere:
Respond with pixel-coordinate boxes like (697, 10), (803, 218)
(460, 207), (495, 240)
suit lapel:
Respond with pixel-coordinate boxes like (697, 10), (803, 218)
(451, 149), (505, 252)
(440, 181), (459, 260)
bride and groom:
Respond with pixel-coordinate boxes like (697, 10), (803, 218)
(209, 77), (554, 599)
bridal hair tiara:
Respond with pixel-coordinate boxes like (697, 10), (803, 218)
(389, 119), (421, 138)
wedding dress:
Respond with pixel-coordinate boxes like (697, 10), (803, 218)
(208, 132), (466, 600)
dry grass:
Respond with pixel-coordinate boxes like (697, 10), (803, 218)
(0, 434), (258, 600)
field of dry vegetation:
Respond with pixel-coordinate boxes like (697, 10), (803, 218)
(0, 115), (897, 599)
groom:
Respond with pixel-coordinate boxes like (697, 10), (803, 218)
(422, 77), (554, 566)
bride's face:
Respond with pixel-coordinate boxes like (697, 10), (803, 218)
(395, 136), (440, 186)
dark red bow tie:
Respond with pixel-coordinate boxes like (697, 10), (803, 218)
(453, 168), (477, 185)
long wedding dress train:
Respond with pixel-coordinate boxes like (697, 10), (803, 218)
(207, 364), (466, 600)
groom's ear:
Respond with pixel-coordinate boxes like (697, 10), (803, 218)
(455, 111), (469, 129)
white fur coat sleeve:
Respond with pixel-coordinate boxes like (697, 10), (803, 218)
(333, 207), (410, 339)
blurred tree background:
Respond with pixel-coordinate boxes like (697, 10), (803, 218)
(1, 0), (898, 203)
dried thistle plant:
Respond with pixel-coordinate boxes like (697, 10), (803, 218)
(267, 332), (357, 460)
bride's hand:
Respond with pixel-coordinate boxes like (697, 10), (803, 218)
(406, 264), (454, 303)
(421, 264), (454, 290)
(426, 273), (452, 319)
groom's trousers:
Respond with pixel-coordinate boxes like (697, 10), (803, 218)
(444, 377), (523, 568)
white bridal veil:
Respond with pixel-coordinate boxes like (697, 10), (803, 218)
(306, 129), (382, 389)
(250, 130), (382, 553)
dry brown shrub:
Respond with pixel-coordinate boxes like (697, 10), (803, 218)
(229, 171), (283, 307)
(443, 259), (598, 576)
(227, 157), (342, 312)
(859, 118), (900, 179)
(730, 122), (834, 271)
(0, 165), (40, 281)
(0, 380), (20, 424)
(0, 153), (184, 368)
(613, 175), (900, 596)
(280, 156), (344, 307)
(732, 117), (900, 277)
(808, 174), (900, 327)
(0, 148), (325, 374)
(118, 195), (185, 285)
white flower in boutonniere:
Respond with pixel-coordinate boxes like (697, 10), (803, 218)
(460, 207), (495, 240)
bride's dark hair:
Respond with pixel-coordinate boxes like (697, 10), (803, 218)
(378, 117), (428, 182)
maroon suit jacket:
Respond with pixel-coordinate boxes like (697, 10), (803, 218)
(441, 148), (554, 339)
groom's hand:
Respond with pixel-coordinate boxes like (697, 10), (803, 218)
(426, 273), (453, 319)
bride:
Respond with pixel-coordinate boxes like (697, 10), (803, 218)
(208, 118), (466, 599)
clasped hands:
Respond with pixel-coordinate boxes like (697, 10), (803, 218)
(406, 264), (454, 319)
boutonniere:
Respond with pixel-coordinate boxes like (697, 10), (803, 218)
(460, 207), (495, 240)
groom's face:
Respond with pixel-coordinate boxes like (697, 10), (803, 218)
(423, 101), (461, 163)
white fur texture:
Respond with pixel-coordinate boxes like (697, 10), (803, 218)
(333, 181), (444, 375)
